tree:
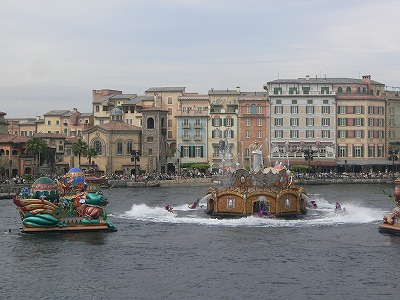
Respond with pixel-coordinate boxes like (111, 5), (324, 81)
(84, 147), (98, 166)
(72, 138), (88, 168)
(26, 137), (48, 167)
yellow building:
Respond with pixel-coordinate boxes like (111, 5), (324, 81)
(83, 108), (143, 176)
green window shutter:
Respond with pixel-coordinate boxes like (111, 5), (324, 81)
(212, 130), (215, 138)
(223, 118), (226, 126)
(231, 118), (234, 126)
(231, 131), (234, 138)
(180, 146), (183, 157)
(201, 146), (204, 157)
(212, 118), (215, 126)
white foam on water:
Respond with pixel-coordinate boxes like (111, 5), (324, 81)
(112, 199), (386, 228)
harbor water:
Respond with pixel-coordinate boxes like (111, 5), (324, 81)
(1, 183), (399, 300)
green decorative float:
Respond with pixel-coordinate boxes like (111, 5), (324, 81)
(13, 172), (117, 233)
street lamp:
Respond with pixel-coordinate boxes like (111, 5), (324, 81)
(131, 150), (140, 181)
(388, 142), (400, 178)
(304, 149), (314, 173)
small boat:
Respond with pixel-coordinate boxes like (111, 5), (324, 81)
(379, 178), (400, 235)
(205, 141), (307, 218)
(13, 169), (117, 233)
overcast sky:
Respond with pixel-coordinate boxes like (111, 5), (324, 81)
(1, 0), (400, 118)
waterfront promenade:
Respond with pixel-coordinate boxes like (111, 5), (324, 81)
(0, 175), (397, 199)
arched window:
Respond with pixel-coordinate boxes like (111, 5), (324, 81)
(346, 86), (351, 93)
(338, 87), (343, 93)
(357, 87), (361, 93)
(245, 105), (251, 114)
(0, 149), (5, 156)
(161, 117), (165, 128)
(251, 104), (256, 114)
(95, 105), (100, 112)
(117, 141), (123, 155)
(93, 140), (103, 155)
(127, 141), (133, 155)
(12, 150), (18, 155)
(147, 117), (155, 129)
(168, 97), (173, 104)
(362, 87), (366, 94)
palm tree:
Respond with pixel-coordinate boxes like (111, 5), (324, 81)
(84, 147), (98, 166)
(72, 138), (88, 168)
(26, 137), (48, 177)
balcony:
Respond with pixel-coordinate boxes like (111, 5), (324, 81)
(182, 124), (191, 129)
(194, 123), (202, 129)
(193, 135), (203, 141)
(182, 135), (191, 141)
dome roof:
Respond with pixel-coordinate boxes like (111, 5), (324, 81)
(109, 107), (123, 116)
(33, 177), (56, 185)
(68, 167), (82, 173)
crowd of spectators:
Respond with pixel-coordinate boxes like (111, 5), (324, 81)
(1, 170), (397, 185)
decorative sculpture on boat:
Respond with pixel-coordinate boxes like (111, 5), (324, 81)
(379, 178), (400, 234)
(206, 140), (307, 218)
(13, 168), (116, 233)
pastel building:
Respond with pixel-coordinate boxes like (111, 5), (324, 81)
(176, 93), (210, 171)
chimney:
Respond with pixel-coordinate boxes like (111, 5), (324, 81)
(306, 75), (310, 81)
(236, 86), (241, 93)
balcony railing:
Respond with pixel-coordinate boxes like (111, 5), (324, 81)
(182, 136), (191, 141)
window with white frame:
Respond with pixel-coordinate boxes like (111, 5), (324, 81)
(306, 118), (314, 126)
(245, 105), (251, 114)
(290, 130), (299, 138)
(257, 105), (262, 114)
(378, 130), (384, 138)
(355, 118), (362, 126)
(378, 107), (384, 114)
(257, 118), (262, 126)
(368, 118), (374, 126)
(306, 106), (314, 114)
(355, 106), (362, 114)
(291, 106), (298, 114)
(354, 146), (363, 157)
(183, 146), (189, 157)
(275, 118), (283, 126)
(355, 130), (363, 138)
(306, 130), (314, 138)
(226, 117), (232, 126)
(290, 118), (299, 126)
(378, 119), (384, 127)
(322, 106), (330, 114)
(368, 106), (374, 114)
(322, 118), (330, 126)
(322, 130), (330, 138)
(338, 146), (347, 157)
(275, 130), (283, 138)
(275, 106), (283, 114)
(368, 130), (374, 138)
(195, 146), (201, 157)
(257, 130), (262, 138)
(338, 118), (346, 126)
(245, 130), (250, 138)
(338, 130), (346, 138)
(246, 118), (250, 126)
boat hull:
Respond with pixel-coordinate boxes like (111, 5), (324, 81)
(378, 223), (400, 235)
(21, 224), (117, 233)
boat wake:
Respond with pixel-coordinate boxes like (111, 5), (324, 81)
(112, 195), (385, 228)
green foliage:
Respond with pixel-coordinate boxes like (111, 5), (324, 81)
(72, 138), (88, 167)
(26, 137), (48, 166)
(179, 163), (210, 172)
(84, 147), (97, 165)
(289, 165), (311, 173)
